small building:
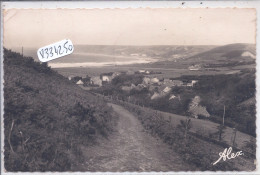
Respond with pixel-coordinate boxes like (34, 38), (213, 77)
(163, 86), (172, 94)
(101, 75), (111, 82)
(189, 64), (201, 71)
(90, 76), (102, 86)
(76, 80), (84, 85)
(143, 77), (151, 84)
(151, 77), (159, 84)
(169, 95), (176, 100)
(191, 80), (198, 86)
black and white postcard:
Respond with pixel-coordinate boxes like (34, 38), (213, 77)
(1, 1), (259, 174)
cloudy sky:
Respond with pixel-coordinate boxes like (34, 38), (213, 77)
(4, 8), (256, 48)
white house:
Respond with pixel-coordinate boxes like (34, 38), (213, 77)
(163, 87), (172, 94)
(169, 95), (176, 100)
(76, 80), (84, 85)
(189, 64), (201, 71)
(191, 80), (198, 86)
(151, 77), (159, 84)
(102, 75), (111, 82)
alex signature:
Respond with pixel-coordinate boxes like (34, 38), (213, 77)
(213, 147), (243, 165)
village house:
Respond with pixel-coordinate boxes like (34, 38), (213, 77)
(90, 76), (102, 87)
(189, 64), (202, 71)
(163, 79), (183, 87)
(186, 80), (198, 87)
(76, 79), (84, 85)
(101, 75), (112, 82)
(138, 70), (150, 74)
(143, 77), (151, 84)
(151, 77), (160, 84)
(169, 94), (176, 100)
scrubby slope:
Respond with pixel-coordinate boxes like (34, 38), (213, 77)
(4, 49), (116, 171)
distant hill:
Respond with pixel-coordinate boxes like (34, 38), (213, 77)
(74, 45), (215, 60)
(4, 49), (116, 171)
(187, 43), (256, 63)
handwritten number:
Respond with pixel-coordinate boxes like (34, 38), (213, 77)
(68, 45), (73, 51)
(58, 45), (64, 55)
(49, 47), (53, 57)
(39, 40), (72, 61)
(63, 41), (68, 53)
(45, 48), (49, 58)
(39, 49), (44, 59)
(54, 46), (58, 56)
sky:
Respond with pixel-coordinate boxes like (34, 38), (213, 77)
(4, 8), (256, 48)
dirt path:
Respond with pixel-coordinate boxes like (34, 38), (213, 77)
(74, 103), (195, 172)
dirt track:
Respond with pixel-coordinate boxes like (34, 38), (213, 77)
(75, 103), (195, 172)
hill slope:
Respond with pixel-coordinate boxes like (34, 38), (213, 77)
(187, 43), (256, 63)
(4, 49), (117, 171)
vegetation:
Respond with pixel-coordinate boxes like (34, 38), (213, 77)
(94, 70), (256, 136)
(4, 49), (117, 171)
(118, 102), (242, 171)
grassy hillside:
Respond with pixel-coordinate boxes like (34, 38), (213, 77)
(4, 49), (117, 171)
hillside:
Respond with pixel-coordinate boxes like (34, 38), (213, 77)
(74, 45), (215, 61)
(186, 43), (256, 66)
(3, 49), (117, 171)
(149, 43), (256, 69)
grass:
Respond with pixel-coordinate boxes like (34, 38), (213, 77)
(115, 100), (255, 171)
(4, 49), (117, 171)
